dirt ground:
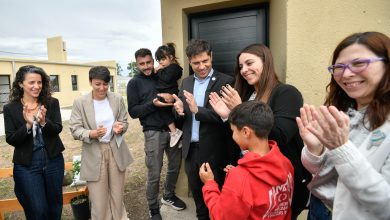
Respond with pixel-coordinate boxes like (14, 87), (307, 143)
(0, 118), (161, 220)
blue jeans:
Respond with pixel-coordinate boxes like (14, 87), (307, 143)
(308, 195), (332, 220)
(143, 130), (182, 210)
(13, 148), (64, 220)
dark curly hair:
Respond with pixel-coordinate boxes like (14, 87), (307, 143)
(325, 32), (390, 130)
(9, 65), (52, 106)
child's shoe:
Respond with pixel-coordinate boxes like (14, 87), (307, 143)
(170, 129), (183, 147)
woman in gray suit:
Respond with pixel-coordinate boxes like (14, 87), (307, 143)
(69, 66), (133, 220)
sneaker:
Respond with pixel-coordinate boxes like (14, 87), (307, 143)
(149, 208), (162, 220)
(169, 129), (183, 147)
(161, 194), (187, 210)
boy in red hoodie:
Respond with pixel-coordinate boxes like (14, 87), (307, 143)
(199, 101), (294, 220)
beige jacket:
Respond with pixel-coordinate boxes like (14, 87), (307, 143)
(69, 91), (133, 181)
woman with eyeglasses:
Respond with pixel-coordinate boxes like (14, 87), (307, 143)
(297, 31), (390, 220)
(3, 65), (65, 220)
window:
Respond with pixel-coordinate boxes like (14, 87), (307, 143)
(50, 75), (60, 92)
(0, 75), (10, 113)
(71, 75), (78, 91)
(110, 76), (114, 92)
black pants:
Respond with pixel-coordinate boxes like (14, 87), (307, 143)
(185, 142), (224, 220)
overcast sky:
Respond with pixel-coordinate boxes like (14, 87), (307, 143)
(0, 0), (162, 74)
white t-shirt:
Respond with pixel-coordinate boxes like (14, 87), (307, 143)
(93, 98), (114, 143)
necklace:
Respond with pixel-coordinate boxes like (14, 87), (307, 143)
(21, 98), (39, 111)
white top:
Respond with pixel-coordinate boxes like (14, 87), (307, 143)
(248, 91), (256, 101)
(301, 108), (390, 220)
(93, 98), (114, 143)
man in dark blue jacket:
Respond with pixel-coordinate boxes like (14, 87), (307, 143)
(127, 48), (186, 220)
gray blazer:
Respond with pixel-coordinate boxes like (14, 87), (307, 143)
(69, 91), (133, 181)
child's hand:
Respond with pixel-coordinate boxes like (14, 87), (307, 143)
(199, 162), (214, 183)
(155, 64), (163, 72)
(223, 164), (235, 173)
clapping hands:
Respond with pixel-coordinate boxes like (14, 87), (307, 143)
(219, 84), (242, 110)
(296, 104), (350, 154)
(173, 90), (199, 115)
(23, 105), (46, 129)
(209, 92), (231, 119)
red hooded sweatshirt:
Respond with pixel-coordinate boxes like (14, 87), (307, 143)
(202, 140), (294, 220)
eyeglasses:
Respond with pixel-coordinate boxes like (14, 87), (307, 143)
(327, 57), (385, 77)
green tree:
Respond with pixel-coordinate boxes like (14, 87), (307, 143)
(127, 61), (138, 77)
(116, 63), (123, 75)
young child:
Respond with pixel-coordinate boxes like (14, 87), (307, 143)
(199, 101), (294, 220)
(155, 43), (183, 147)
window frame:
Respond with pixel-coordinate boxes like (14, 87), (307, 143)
(50, 75), (60, 92)
(71, 75), (78, 91)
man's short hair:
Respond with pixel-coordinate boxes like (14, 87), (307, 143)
(185, 39), (212, 59)
(135, 48), (153, 60)
(228, 101), (274, 138)
(89, 66), (111, 83)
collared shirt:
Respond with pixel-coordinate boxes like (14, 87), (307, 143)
(191, 69), (214, 142)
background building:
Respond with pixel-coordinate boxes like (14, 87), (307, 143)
(0, 36), (117, 112)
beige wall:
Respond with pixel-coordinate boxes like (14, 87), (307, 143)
(286, 0), (390, 105)
(47, 36), (68, 62)
(0, 59), (116, 107)
(161, 0), (390, 106)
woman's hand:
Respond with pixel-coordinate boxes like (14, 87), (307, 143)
(22, 104), (34, 129)
(308, 105), (349, 150)
(199, 163), (214, 183)
(37, 105), (47, 126)
(90, 124), (107, 139)
(209, 92), (231, 119)
(220, 84), (242, 110)
(113, 121), (124, 134)
(296, 104), (325, 155)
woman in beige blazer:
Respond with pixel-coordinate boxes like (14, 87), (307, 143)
(69, 66), (133, 220)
